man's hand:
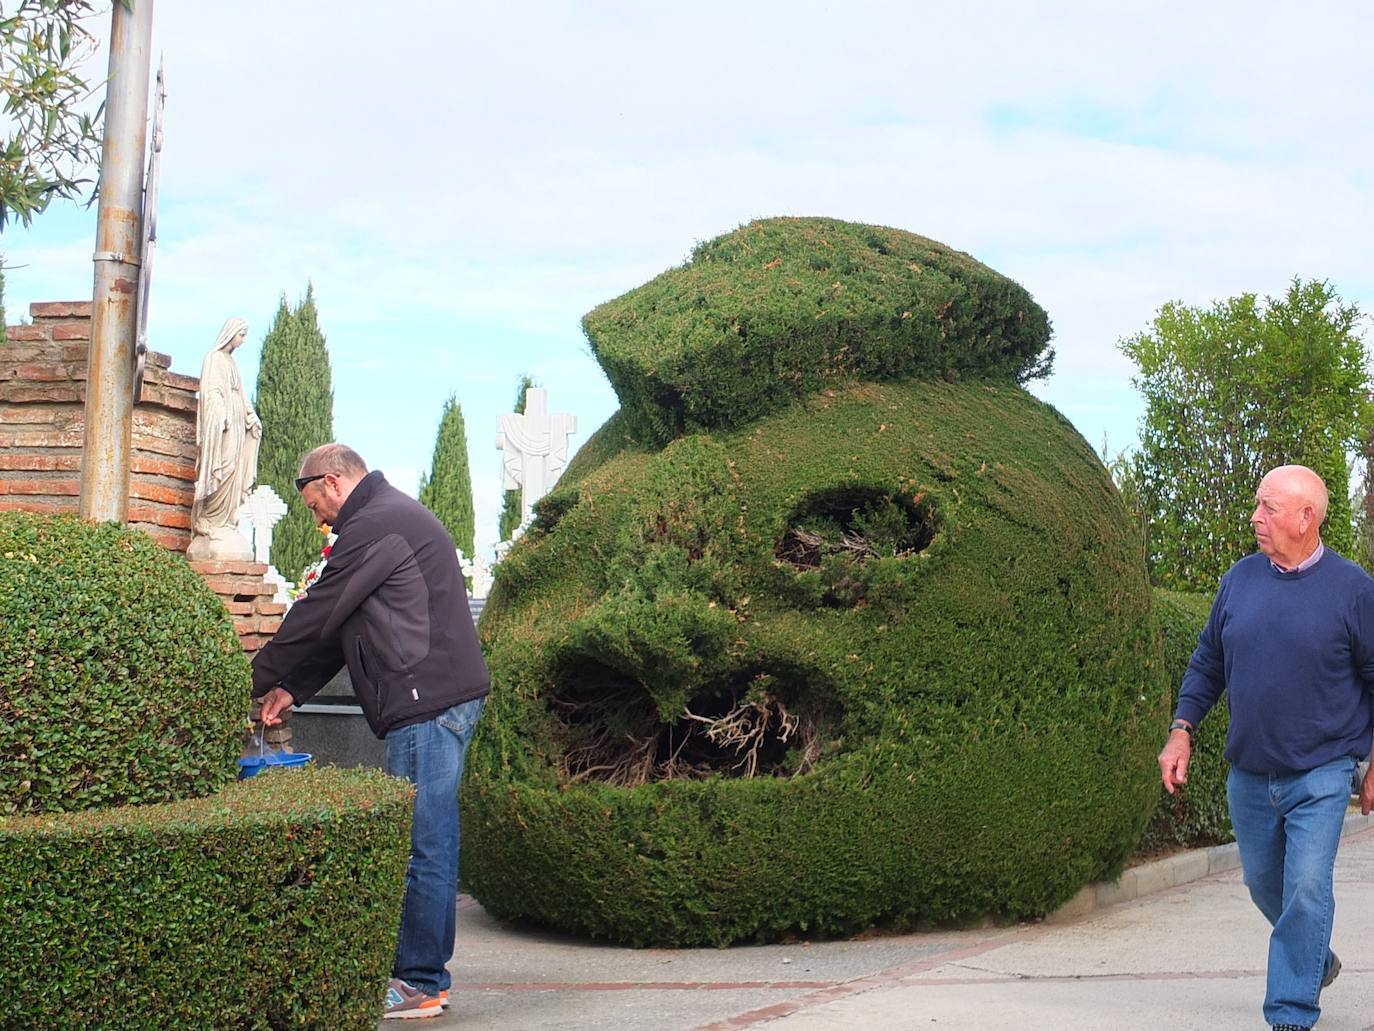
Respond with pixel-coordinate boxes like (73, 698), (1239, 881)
(1360, 764), (1374, 817)
(258, 687), (295, 727)
(1158, 728), (1193, 794)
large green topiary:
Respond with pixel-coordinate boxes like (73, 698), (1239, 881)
(467, 372), (1165, 944)
(583, 217), (1053, 445)
(0, 513), (249, 813)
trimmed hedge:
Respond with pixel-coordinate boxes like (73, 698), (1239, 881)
(467, 379), (1165, 946)
(1139, 588), (1231, 851)
(0, 766), (412, 1030)
(581, 217), (1053, 444)
(0, 513), (249, 814)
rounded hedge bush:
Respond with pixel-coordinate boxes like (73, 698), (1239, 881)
(0, 766), (412, 1030)
(466, 377), (1165, 945)
(0, 513), (250, 814)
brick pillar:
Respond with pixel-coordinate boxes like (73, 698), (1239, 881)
(189, 559), (295, 751)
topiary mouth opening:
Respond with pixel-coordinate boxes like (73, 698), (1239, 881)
(549, 660), (836, 786)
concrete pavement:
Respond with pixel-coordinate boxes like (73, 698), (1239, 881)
(414, 813), (1374, 1031)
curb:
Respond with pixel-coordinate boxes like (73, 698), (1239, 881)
(1046, 809), (1374, 924)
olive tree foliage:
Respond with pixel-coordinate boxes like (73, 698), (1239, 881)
(418, 394), (475, 559)
(0, 0), (128, 230)
(1120, 278), (1370, 590)
(497, 373), (535, 542)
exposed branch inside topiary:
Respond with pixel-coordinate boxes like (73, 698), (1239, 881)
(681, 692), (801, 779)
(552, 664), (830, 786)
(776, 526), (879, 568)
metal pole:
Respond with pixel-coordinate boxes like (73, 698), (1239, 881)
(79, 0), (155, 522)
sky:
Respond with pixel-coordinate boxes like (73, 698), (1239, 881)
(3, 1), (1372, 566)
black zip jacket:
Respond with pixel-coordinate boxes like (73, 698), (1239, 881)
(251, 471), (490, 738)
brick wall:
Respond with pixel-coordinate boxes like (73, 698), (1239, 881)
(0, 301), (199, 551)
(188, 560), (286, 653)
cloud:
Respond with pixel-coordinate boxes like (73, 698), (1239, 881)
(4, 0), (1372, 555)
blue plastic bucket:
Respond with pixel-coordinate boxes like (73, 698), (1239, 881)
(238, 750), (313, 779)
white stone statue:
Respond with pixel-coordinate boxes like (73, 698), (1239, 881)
(188, 317), (262, 561)
(495, 388), (576, 530)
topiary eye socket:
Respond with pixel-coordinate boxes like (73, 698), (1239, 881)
(774, 486), (939, 608)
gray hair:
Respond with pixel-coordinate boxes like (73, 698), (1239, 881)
(299, 443), (368, 479)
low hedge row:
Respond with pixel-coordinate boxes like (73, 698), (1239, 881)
(1139, 588), (1230, 851)
(0, 766), (413, 1030)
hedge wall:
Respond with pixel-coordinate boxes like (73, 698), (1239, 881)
(0, 767), (412, 1030)
(1139, 588), (1230, 851)
(581, 217), (1053, 445)
(0, 513), (413, 1026)
(466, 379), (1165, 946)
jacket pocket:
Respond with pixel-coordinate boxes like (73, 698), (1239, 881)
(351, 636), (382, 727)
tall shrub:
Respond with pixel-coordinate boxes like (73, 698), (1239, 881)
(254, 285), (334, 581)
(1121, 278), (1369, 590)
(419, 394), (475, 558)
(498, 373), (535, 541)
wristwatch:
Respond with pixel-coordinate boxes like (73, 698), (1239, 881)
(1168, 718), (1194, 737)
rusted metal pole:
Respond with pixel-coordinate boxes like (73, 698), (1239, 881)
(79, 0), (155, 522)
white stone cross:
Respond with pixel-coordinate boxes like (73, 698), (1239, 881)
(237, 484), (291, 602)
(458, 549), (495, 599)
(495, 387), (577, 529)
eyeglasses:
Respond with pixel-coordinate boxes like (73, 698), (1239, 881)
(295, 473), (328, 492)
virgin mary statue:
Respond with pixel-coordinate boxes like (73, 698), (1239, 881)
(187, 317), (262, 560)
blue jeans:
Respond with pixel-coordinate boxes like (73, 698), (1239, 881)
(1227, 755), (1354, 1028)
(385, 696), (485, 996)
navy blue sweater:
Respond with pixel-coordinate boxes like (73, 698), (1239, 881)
(1176, 550), (1374, 774)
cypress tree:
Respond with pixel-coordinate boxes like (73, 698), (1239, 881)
(253, 285), (334, 582)
(419, 394), (476, 558)
(498, 374), (536, 541)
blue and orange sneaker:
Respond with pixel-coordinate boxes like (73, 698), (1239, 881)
(382, 978), (443, 1020)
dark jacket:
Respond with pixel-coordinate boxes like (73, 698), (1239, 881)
(251, 471), (490, 738)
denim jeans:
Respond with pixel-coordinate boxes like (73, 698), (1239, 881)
(1227, 755), (1354, 1028)
(385, 695), (486, 996)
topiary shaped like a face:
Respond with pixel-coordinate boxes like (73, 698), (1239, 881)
(466, 380), (1165, 946)
(0, 514), (250, 814)
(463, 217), (1164, 947)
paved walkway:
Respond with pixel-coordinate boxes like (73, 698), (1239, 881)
(414, 816), (1374, 1031)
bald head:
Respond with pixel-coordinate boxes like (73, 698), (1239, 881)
(1259, 465), (1329, 523)
(1251, 464), (1328, 568)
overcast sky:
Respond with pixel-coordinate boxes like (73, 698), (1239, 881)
(4, 1), (1372, 563)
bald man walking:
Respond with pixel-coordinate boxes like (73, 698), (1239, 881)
(1159, 465), (1374, 1030)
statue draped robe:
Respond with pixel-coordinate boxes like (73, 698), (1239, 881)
(192, 348), (260, 538)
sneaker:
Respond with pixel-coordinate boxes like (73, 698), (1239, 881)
(440, 989), (449, 1010)
(1321, 952), (1341, 994)
(382, 978), (443, 1020)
